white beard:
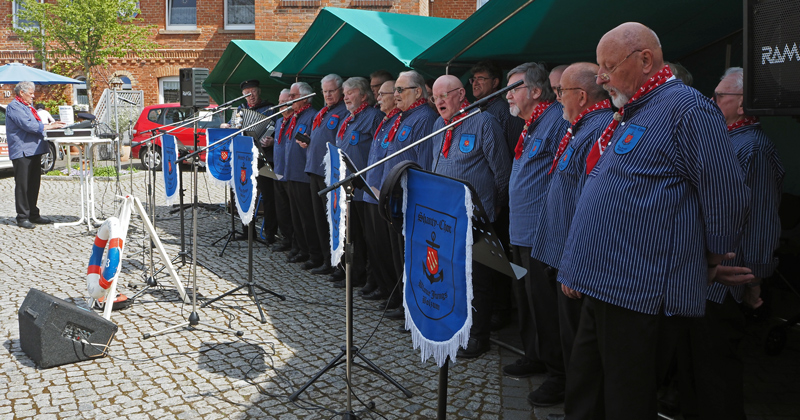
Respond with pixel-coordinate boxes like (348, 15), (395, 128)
(605, 86), (630, 108)
(510, 104), (521, 117)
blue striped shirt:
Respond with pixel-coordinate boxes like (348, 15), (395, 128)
(272, 116), (286, 179)
(530, 109), (614, 269)
(363, 105), (438, 204)
(558, 79), (750, 317)
(508, 102), (571, 247)
(282, 107), (317, 183)
(431, 112), (511, 222)
(708, 123), (784, 304)
(484, 96), (525, 159)
(305, 101), (350, 177)
(336, 106), (384, 202)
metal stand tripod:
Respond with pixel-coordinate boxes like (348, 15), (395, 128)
(288, 184), (412, 415)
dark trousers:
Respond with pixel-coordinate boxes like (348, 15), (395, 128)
(557, 279), (584, 371)
(388, 225), (405, 305)
(308, 174), (331, 266)
(565, 297), (661, 420)
(491, 207), (514, 319)
(273, 180), (293, 247)
(256, 174), (277, 237)
(363, 204), (398, 295)
(13, 154), (43, 222)
(511, 246), (539, 362)
(347, 201), (369, 285)
(470, 261), (495, 341)
(286, 180), (320, 260)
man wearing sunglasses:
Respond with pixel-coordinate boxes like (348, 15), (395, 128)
(430, 75), (511, 358)
(556, 23), (749, 420)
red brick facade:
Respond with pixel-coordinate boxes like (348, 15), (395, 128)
(0, 0), (471, 108)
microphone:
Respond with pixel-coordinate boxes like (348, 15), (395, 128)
(218, 93), (252, 108)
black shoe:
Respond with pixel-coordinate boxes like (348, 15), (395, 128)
(333, 279), (345, 288)
(303, 260), (323, 270)
(527, 379), (565, 407)
(503, 358), (547, 378)
(310, 264), (332, 275)
(288, 253), (309, 263)
(385, 307), (404, 320)
(457, 338), (490, 359)
(329, 267), (345, 281)
(546, 415), (565, 420)
(264, 235), (277, 245)
(30, 216), (52, 224)
(490, 312), (513, 331)
(272, 242), (291, 252)
(17, 220), (35, 229)
(288, 248), (300, 258)
(363, 289), (388, 301)
(398, 324), (409, 333)
(360, 281), (378, 296)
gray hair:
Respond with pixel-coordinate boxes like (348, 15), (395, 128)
(569, 63), (610, 103)
(321, 73), (343, 89)
(343, 77), (376, 106)
(398, 70), (429, 99)
(292, 82), (313, 96)
(722, 67), (744, 91)
(507, 62), (556, 103)
(280, 88), (291, 96)
(14, 81), (34, 96)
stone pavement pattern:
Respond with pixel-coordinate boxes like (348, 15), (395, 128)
(0, 165), (798, 420)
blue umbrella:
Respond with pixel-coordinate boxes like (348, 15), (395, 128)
(0, 62), (81, 85)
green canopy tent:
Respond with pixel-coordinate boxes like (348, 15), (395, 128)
(202, 40), (297, 107)
(411, 0), (742, 78)
(271, 7), (462, 80)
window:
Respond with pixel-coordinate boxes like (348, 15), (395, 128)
(73, 77), (89, 106)
(159, 76), (180, 104)
(164, 108), (190, 125)
(476, 0), (490, 9)
(167, 0), (196, 30)
(225, 0), (254, 30)
(120, 76), (132, 90)
(13, 0), (39, 30)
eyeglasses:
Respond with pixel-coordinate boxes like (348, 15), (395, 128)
(713, 91), (743, 101)
(556, 87), (583, 97)
(377, 91), (393, 97)
(508, 84), (528, 94)
(370, 84), (383, 89)
(597, 49), (642, 82)
(393, 86), (419, 94)
(429, 87), (462, 103)
(469, 76), (494, 84)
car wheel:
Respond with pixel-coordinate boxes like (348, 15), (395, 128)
(141, 145), (162, 171)
(41, 142), (57, 173)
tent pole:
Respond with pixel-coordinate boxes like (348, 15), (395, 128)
(445, 0), (534, 69)
(296, 22), (346, 79)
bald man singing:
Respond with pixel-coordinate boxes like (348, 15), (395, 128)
(556, 23), (749, 419)
(430, 75), (511, 357)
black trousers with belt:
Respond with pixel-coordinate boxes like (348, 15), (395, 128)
(13, 154), (43, 222)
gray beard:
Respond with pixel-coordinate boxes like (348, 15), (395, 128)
(510, 105), (521, 117)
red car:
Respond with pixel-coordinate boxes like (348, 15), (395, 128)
(131, 103), (224, 170)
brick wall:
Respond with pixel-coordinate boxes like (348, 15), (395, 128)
(0, 0), (472, 107)
(429, 0), (474, 19)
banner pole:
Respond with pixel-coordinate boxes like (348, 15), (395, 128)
(438, 358), (449, 420)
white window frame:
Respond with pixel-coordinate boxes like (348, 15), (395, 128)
(476, 0), (490, 9)
(159, 76), (179, 104)
(166, 0), (197, 30)
(73, 77), (89, 106)
(13, 0), (40, 30)
(224, 0), (255, 30)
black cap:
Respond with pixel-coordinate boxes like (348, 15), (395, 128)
(240, 79), (260, 90)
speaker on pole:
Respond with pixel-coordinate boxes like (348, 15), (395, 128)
(18, 288), (118, 369)
(744, 0), (800, 115)
(179, 67), (210, 108)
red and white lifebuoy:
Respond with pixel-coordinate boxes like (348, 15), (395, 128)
(87, 217), (123, 299)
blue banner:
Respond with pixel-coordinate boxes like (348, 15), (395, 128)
(403, 168), (473, 366)
(161, 134), (180, 205)
(205, 128), (238, 188)
(232, 135), (258, 226)
(324, 143), (347, 266)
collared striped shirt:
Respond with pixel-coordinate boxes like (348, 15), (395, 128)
(272, 116), (286, 179)
(363, 104), (438, 204)
(431, 112), (511, 222)
(508, 102), (571, 247)
(531, 109), (614, 268)
(305, 101), (350, 177)
(336, 106), (384, 202)
(484, 96), (525, 159)
(708, 123), (784, 304)
(558, 80), (749, 317)
(282, 107), (317, 183)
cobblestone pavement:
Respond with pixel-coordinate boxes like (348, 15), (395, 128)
(0, 163), (798, 420)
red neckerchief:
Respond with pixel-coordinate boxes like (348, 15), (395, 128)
(548, 99), (612, 174)
(276, 112), (294, 144)
(514, 101), (554, 160)
(375, 108), (401, 141)
(385, 97), (427, 143)
(727, 116), (759, 131)
(441, 99), (471, 158)
(337, 101), (369, 140)
(585, 65), (674, 174)
(287, 104), (311, 138)
(16, 96), (42, 122)
(313, 100), (342, 130)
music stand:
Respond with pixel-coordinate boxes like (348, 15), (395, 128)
(288, 151), (412, 415)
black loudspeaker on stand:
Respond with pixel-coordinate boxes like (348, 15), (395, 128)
(18, 288), (118, 369)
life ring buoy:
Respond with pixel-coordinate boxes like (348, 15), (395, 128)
(87, 217), (123, 299)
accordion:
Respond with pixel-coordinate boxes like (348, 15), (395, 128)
(238, 108), (274, 142)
